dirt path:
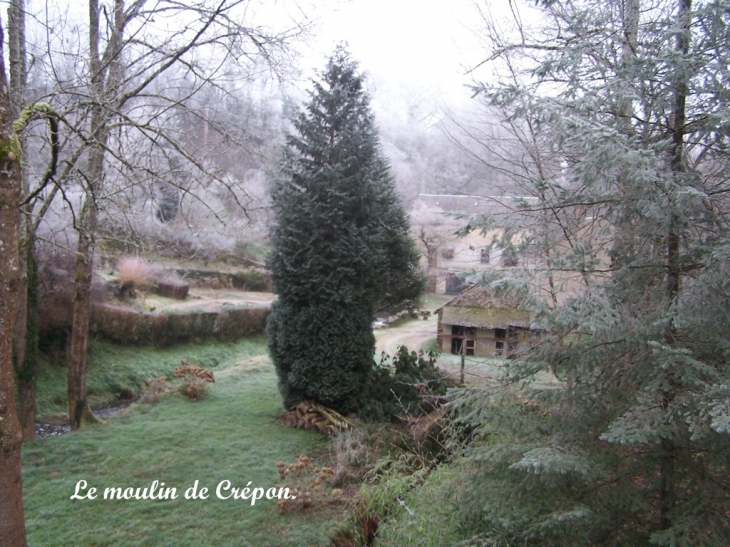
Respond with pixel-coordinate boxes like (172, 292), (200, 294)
(374, 318), (437, 356)
(372, 307), (512, 385)
(373, 316), (491, 383)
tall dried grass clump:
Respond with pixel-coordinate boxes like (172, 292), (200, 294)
(116, 256), (151, 285)
(116, 256), (151, 298)
(329, 428), (374, 486)
(139, 377), (174, 404)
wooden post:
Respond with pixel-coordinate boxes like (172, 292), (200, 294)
(460, 344), (465, 385)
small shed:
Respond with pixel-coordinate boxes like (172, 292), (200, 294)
(436, 285), (538, 358)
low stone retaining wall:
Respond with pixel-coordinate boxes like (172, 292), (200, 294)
(174, 269), (271, 292)
(90, 303), (270, 346)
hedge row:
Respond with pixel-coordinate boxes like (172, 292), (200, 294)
(90, 304), (270, 346)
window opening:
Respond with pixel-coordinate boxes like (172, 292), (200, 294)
(451, 325), (463, 355)
(495, 341), (504, 356)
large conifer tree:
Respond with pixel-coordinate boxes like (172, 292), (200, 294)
(447, 1), (730, 545)
(267, 48), (424, 414)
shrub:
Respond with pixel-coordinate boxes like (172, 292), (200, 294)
(179, 376), (208, 401)
(360, 346), (448, 422)
(116, 256), (151, 297)
(231, 270), (270, 292)
(174, 361), (215, 401)
(116, 256), (151, 285)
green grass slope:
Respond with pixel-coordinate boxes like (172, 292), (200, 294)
(23, 341), (339, 546)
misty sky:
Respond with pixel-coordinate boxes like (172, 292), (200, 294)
(302, 0), (489, 107)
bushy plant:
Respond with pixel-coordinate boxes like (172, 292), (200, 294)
(360, 346), (448, 422)
(234, 269), (269, 292)
(174, 363), (214, 401)
(179, 375), (208, 401)
(115, 256), (151, 285)
(115, 256), (151, 297)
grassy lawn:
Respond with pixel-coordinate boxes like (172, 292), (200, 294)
(36, 338), (270, 416)
(23, 339), (341, 546)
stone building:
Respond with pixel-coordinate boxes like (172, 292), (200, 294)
(410, 193), (539, 294)
(436, 284), (539, 358)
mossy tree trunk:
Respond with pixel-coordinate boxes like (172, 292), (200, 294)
(68, 194), (100, 428)
(14, 238), (38, 440)
(8, 0), (38, 441)
(0, 22), (28, 546)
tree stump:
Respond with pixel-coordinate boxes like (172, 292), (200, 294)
(157, 281), (189, 300)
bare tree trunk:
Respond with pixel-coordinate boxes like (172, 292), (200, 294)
(15, 238), (38, 440)
(9, 0), (37, 441)
(0, 21), (28, 546)
(68, 195), (99, 428)
(67, 0), (119, 428)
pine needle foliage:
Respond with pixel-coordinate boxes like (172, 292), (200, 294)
(448, 1), (730, 545)
(267, 48), (424, 414)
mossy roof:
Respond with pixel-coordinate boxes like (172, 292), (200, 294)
(438, 284), (534, 329)
(445, 284), (524, 309)
(441, 305), (533, 329)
